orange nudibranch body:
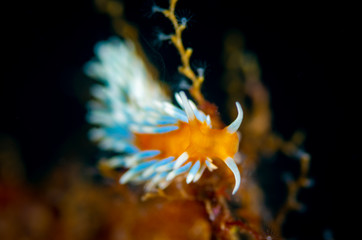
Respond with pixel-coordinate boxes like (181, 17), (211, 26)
(134, 118), (240, 165)
(86, 37), (244, 194)
(132, 91), (244, 195)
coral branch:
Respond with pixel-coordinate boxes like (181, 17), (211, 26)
(271, 149), (311, 236)
(160, 0), (206, 105)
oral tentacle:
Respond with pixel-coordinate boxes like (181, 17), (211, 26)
(226, 102), (243, 133)
(224, 157), (241, 195)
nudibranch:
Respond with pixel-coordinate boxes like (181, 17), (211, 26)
(85, 38), (243, 194)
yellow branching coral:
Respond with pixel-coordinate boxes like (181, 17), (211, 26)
(153, 0), (206, 106)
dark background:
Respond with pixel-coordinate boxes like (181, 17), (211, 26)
(2, 0), (357, 239)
